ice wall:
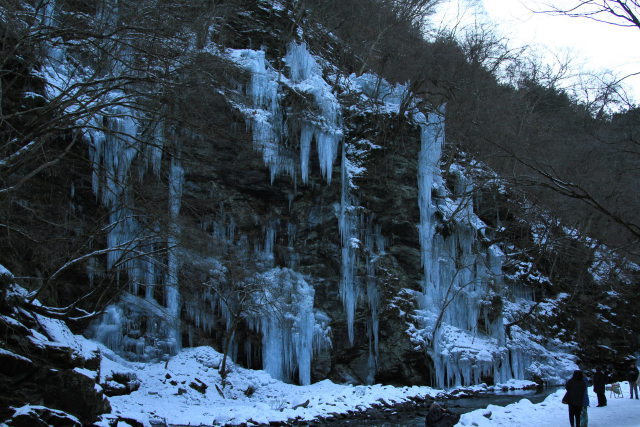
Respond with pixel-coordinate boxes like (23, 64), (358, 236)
(30, 0), (571, 387)
(32, 2), (185, 359)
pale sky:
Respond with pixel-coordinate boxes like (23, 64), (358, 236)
(430, 0), (640, 106)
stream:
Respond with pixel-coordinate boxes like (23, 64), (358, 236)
(310, 387), (562, 426)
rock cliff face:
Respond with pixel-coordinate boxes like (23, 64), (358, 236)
(1, 0), (590, 397)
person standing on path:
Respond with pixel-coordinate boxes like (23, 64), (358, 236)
(593, 368), (607, 407)
(628, 363), (639, 399)
(566, 370), (587, 427)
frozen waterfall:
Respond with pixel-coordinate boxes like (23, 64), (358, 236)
(415, 106), (513, 388)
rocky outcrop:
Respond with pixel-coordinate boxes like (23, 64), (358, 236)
(0, 272), (110, 424)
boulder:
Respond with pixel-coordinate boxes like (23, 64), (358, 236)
(425, 402), (460, 427)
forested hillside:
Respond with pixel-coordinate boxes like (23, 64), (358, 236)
(1, 0), (639, 424)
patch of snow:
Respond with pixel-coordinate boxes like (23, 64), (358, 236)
(456, 385), (640, 426)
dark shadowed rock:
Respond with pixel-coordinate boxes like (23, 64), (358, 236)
(425, 402), (460, 427)
(0, 286), (110, 424)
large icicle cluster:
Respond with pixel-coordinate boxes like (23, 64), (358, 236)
(285, 43), (342, 184)
(226, 42), (353, 379)
(37, 2), (185, 359)
(227, 42), (343, 185)
(86, 110), (184, 358)
(251, 268), (330, 385)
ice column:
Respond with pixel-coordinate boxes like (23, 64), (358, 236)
(339, 140), (359, 345)
(299, 124), (313, 184)
(418, 108), (445, 294)
(416, 117), (512, 386)
(166, 156), (184, 353)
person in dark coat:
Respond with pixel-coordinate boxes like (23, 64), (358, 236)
(593, 368), (607, 407)
(628, 363), (639, 399)
(566, 370), (587, 427)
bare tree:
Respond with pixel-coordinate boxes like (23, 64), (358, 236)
(539, 0), (640, 30)
(536, 1), (640, 100)
(206, 260), (269, 388)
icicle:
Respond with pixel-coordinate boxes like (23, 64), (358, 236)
(287, 223), (296, 247)
(145, 121), (164, 176)
(260, 222), (277, 264)
(316, 131), (339, 184)
(300, 123), (313, 184)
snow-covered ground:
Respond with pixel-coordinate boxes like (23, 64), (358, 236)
(11, 311), (639, 427)
(96, 344), (539, 426)
(8, 287), (626, 427)
(99, 346), (432, 425)
(456, 384), (640, 427)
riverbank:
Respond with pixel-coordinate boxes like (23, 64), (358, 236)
(298, 386), (559, 426)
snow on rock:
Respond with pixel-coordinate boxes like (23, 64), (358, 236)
(35, 313), (102, 361)
(0, 347), (33, 365)
(0, 264), (13, 280)
(5, 405), (82, 427)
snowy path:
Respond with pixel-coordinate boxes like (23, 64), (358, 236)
(456, 386), (640, 427)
